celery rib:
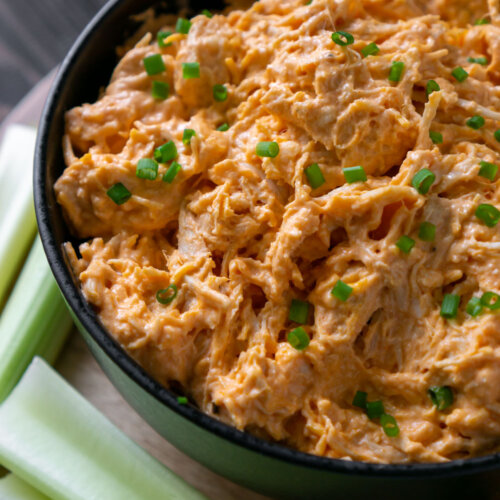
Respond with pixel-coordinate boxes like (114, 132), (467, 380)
(0, 473), (51, 500)
(0, 237), (73, 402)
(0, 357), (207, 500)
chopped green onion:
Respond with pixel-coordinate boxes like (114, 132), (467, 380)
(361, 42), (379, 58)
(388, 61), (404, 82)
(154, 140), (177, 163)
(380, 414), (400, 437)
(287, 327), (310, 350)
(182, 62), (200, 79)
(217, 123), (229, 132)
(440, 294), (460, 319)
(0, 358), (206, 500)
(475, 203), (500, 227)
(202, 9), (213, 18)
(366, 400), (385, 420)
(331, 31), (354, 46)
(176, 18), (192, 34)
(343, 165), (367, 183)
(495, 129), (500, 142)
(177, 396), (188, 404)
(480, 291), (500, 310)
(305, 163), (325, 189)
(429, 130), (443, 144)
(396, 235), (415, 254)
(467, 56), (488, 65)
(466, 296), (483, 317)
(143, 54), (165, 76)
(162, 161), (182, 183)
(0, 238), (73, 402)
(428, 386), (453, 411)
(213, 84), (228, 102)
(183, 129), (196, 145)
(466, 115), (485, 130)
(474, 18), (490, 25)
(288, 299), (310, 324)
(478, 160), (498, 181)
(331, 279), (353, 302)
(412, 168), (435, 195)
(426, 79), (440, 96)
(157, 31), (172, 48)
(151, 81), (169, 100)
(256, 141), (279, 158)
(107, 183), (131, 205)
(352, 391), (367, 409)
(156, 284), (178, 304)
(451, 66), (468, 82)
(418, 222), (436, 242)
(136, 158), (158, 180)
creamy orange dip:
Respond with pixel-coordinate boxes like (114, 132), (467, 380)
(55, 0), (500, 463)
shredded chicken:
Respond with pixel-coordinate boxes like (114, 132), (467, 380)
(55, 0), (500, 463)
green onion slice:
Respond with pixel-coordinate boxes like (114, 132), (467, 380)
(107, 183), (131, 205)
(287, 327), (310, 351)
(466, 115), (485, 130)
(352, 391), (367, 409)
(182, 62), (200, 79)
(466, 296), (483, 317)
(428, 386), (453, 411)
(217, 123), (230, 132)
(361, 42), (379, 58)
(426, 79), (440, 96)
(176, 18), (192, 34)
(331, 279), (353, 302)
(289, 299), (310, 324)
(412, 168), (435, 195)
(480, 291), (500, 310)
(388, 61), (404, 82)
(143, 54), (165, 76)
(183, 129), (196, 145)
(343, 165), (367, 184)
(478, 160), (498, 181)
(136, 158), (158, 180)
(162, 161), (182, 183)
(418, 222), (436, 242)
(429, 130), (443, 144)
(451, 66), (468, 82)
(177, 396), (188, 404)
(152, 81), (169, 100)
(440, 294), (460, 319)
(154, 141), (177, 163)
(474, 18), (490, 25)
(305, 163), (325, 189)
(475, 203), (500, 227)
(366, 400), (385, 420)
(213, 84), (228, 102)
(202, 9), (213, 18)
(156, 284), (178, 304)
(256, 141), (279, 158)
(495, 129), (500, 143)
(380, 414), (400, 437)
(331, 31), (354, 46)
(396, 235), (415, 254)
(467, 56), (488, 65)
(157, 31), (172, 48)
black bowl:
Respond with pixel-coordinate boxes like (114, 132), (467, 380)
(34, 1), (500, 498)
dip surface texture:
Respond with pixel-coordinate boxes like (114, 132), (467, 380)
(55, 0), (500, 463)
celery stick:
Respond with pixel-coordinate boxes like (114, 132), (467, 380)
(0, 474), (50, 500)
(0, 237), (73, 402)
(0, 125), (38, 308)
(0, 357), (207, 500)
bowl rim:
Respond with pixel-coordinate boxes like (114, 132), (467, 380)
(33, 0), (500, 479)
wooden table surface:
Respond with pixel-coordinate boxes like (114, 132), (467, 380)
(0, 1), (270, 498)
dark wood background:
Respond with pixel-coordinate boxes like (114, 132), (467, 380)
(0, 0), (108, 123)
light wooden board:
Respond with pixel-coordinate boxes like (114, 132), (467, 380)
(0, 74), (271, 500)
